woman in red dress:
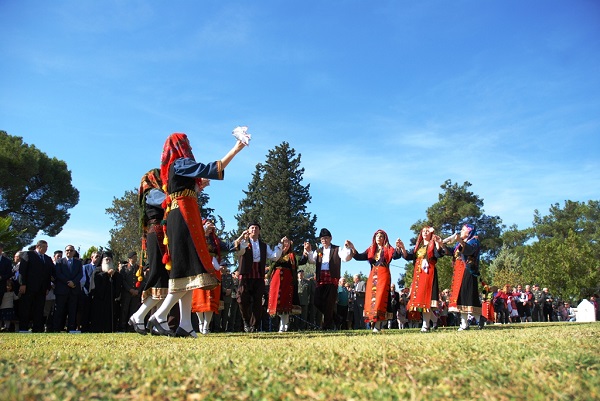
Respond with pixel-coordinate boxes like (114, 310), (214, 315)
(347, 229), (403, 333)
(399, 226), (444, 332)
(266, 236), (298, 332)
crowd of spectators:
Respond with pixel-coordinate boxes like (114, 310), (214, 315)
(2, 240), (598, 333)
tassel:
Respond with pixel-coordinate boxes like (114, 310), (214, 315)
(162, 253), (169, 264)
(135, 281), (141, 288)
(165, 261), (172, 271)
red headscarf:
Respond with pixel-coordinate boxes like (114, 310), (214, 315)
(366, 229), (396, 263)
(160, 133), (195, 190)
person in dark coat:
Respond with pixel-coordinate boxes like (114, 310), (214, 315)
(18, 240), (53, 332)
(89, 251), (122, 332)
(0, 243), (13, 301)
(53, 245), (83, 332)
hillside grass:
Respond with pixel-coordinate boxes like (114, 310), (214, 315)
(1, 322), (598, 401)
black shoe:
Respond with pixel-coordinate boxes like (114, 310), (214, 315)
(129, 317), (147, 335)
(147, 317), (174, 337)
(175, 326), (198, 338)
(244, 325), (255, 333)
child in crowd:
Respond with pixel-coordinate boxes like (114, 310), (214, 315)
(0, 280), (19, 331)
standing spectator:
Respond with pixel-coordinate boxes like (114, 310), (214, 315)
(531, 284), (544, 322)
(396, 290), (408, 329)
(306, 273), (319, 329)
(296, 270), (310, 331)
(266, 236), (298, 333)
(542, 287), (554, 322)
(233, 224), (283, 333)
(520, 285), (533, 322)
(0, 280), (18, 331)
(0, 243), (13, 301)
(79, 252), (100, 332)
(220, 264), (235, 332)
(300, 228), (352, 331)
(52, 250), (63, 264)
(398, 226), (444, 332)
(591, 295), (600, 322)
(119, 251), (141, 332)
(493, 287), (509, 324)
(336, 277), (349, 330)
(228, 269), (241, 332)
(89, 251), (122, 332)
(438, 289), (450, 327)
(353, 274), (366, 329)
(443, 224), (483, 331)
(18, 240), (53, 332)
(53, 245), (83, 332)
(147, 133), (245, 338)
(347, 229), (403, 333)
(388, 284), (400, 329)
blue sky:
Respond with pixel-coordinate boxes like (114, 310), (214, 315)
(1, 1), (599, 279)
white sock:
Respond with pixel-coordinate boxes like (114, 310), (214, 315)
(203, 311), (213, 332)
(422, 311), (432, 329)
(178, 291), (193, 332)
(151, 293), (182, 331)
(132, 297), (160, 322)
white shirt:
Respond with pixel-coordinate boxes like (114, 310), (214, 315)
(306, 245), (353, 270)
(236, 238), (283, 262)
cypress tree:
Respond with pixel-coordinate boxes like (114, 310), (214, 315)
(234, 142), (317, 252)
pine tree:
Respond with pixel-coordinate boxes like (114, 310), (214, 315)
(234, 142), (317, 252)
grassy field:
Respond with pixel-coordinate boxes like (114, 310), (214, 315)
(1, 322), (598, 401)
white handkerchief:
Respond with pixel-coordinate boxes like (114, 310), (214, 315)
(212, 257), (221, 271)
(422, 259), (429, 273)
(232, 126), (251, 146)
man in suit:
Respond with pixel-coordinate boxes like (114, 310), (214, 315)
(18, 240), (54, 332)
(53, 245), (83, 332)
(78, 251), (100, 332)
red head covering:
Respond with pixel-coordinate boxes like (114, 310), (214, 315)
(160, 133), (195, 189)
(366, 229), (395, 263)
(414, 226), (434, 252)
(138, 168), (162, 207)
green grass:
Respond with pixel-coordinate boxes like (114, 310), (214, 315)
(1, 322), (598, 400)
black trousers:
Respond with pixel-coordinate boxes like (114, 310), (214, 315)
(54, 292), (79, 331)
(237, 278), (265, 330)
(315, 284), (337, 329)
(19, 289), (46, 332)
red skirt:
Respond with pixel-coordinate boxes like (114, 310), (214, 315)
(364, 265), (392, 323)
(191, 270), (222, 313)
(268, 267), (294, 315)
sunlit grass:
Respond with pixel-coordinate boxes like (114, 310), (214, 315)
(1, 322), (598, 400)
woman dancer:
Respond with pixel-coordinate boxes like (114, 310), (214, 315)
(346, 230), (403, 333)
(398, 226), (444, 332)
(192, 219), (224, 335)
(266, 236), (298, 332)
(443, 224), (483, 331)
(128, 168), (168, 335)
(147, 132), (245, 338)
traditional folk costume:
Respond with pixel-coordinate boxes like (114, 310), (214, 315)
(192, 221), (224, 335)
(299, 228), (352, 330)
(445, 224), (482, 330)
(353, 229), (403, 332)
(128, 169), (168, 335)
(147, 133), (224, 338)
(267, 248), (299, 332)
(235, 227), (283, 332)
(404, 227), (443, 332)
